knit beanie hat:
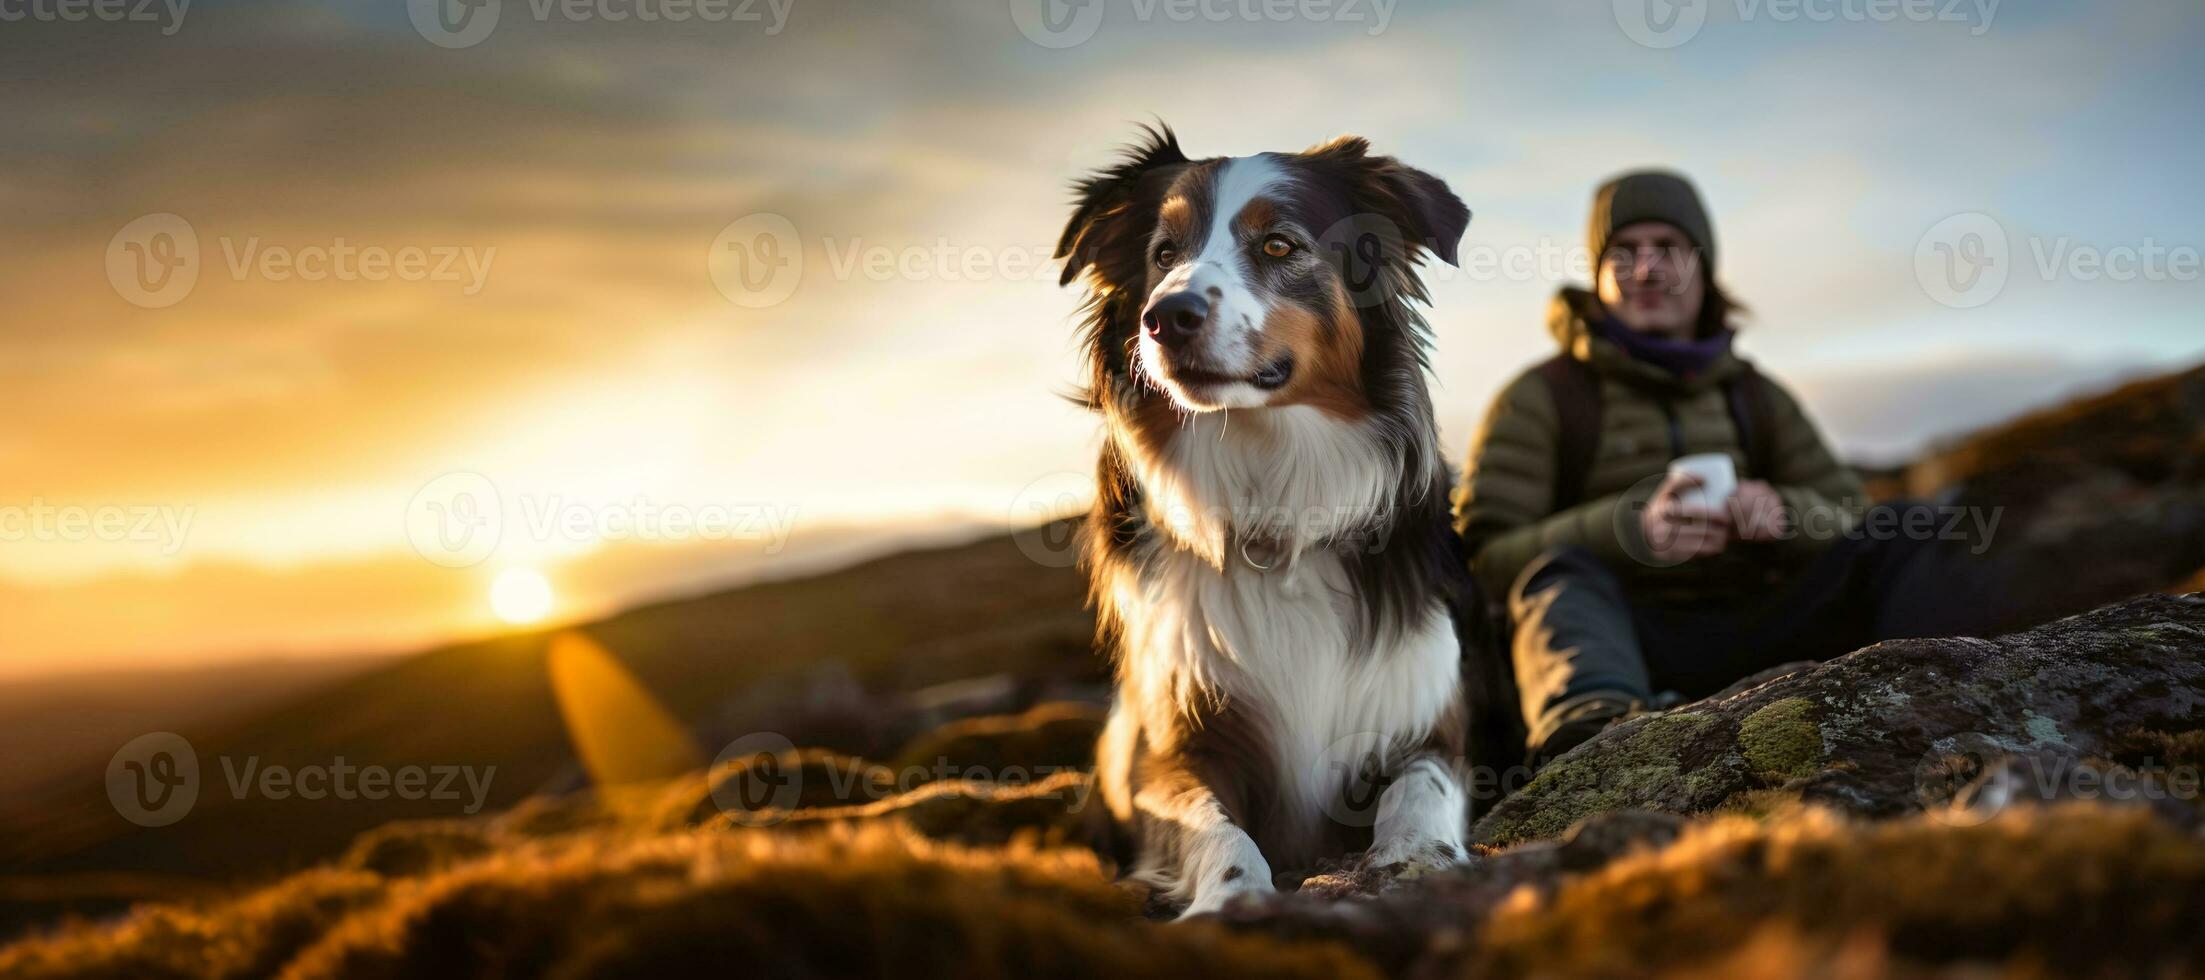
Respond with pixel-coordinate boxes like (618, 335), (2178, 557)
(1587, 170), (1716, 273)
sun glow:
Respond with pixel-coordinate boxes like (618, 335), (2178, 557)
(490, 568), (556, 625)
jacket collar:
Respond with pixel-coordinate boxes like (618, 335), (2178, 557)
(1546, 287), (1742, 394)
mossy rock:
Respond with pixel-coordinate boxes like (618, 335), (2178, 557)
(1737, 697), (1822, 781)
(1476, 711), (1739, 846)
(1475, 594), (2205, 845)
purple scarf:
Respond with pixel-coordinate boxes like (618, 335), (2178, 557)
(1594, 315), (1734, 380)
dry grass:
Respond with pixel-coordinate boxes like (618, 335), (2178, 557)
(1465, 803), (2205, 979)
(9, 792), (2205, 979)
(0, 823), (1373, 980)
(0, 869), (387, 980)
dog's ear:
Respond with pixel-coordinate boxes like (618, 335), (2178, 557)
(1373, 157), (1470, 267)
(1306, 136), (1471, 267)
(1056, 124), (1190, 288)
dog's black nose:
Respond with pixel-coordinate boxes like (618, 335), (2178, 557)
(1142, 291), (1209, 348)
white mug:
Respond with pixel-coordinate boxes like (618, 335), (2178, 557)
(1669, 452), (1737, 516)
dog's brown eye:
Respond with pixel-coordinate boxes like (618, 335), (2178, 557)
(1262, 235), (1294, 258)
(1154, 244), (1179, 268)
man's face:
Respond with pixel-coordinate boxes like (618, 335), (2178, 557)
(1596, 221), (1705, 339)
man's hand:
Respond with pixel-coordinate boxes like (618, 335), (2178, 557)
(1729, 480), (1789, 542)
(1641, 471), (1731, 563)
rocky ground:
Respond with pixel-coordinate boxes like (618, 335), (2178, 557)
(3, 594), (2199, 979)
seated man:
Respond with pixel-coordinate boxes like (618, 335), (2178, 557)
(1454, 170), (2000, 766)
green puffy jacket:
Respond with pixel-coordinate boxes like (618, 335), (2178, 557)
(1452, 288), (1865, 602)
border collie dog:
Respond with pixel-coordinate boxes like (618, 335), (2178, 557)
(1054, 127), (1483, 917)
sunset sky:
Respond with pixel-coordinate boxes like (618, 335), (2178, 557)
(2, 0), (2200, 675)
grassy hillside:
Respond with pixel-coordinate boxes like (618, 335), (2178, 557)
(2, 747), (2199, 978)
(0, 656), (389, 817)
(0, 524), (1096, 933)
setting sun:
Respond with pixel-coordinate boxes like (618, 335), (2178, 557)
(490, 568), (556, 626)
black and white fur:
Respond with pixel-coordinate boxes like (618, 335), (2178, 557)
(1053, 127), (1494, 917)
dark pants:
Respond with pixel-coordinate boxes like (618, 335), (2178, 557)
(1509, 502), (2014, 754)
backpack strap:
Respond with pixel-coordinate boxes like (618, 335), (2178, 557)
(1531, 353), (1604, 511)
(1723, 359), (1779, 482)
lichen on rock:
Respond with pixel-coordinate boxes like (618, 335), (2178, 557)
(1738, 697), (1822, 782)
(1477, 711), (1732, 846)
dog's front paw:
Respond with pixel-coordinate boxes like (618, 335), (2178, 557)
(1169, 823), (1276, 920)
(1173, 869), (1275, 921)
(1357, 835), (1471, 882)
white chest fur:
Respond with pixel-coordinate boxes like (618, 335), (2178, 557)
(1111, 546), (1459, 814)
(1116, 405), (1402, 571)
(1105, 404), (1459, 814)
